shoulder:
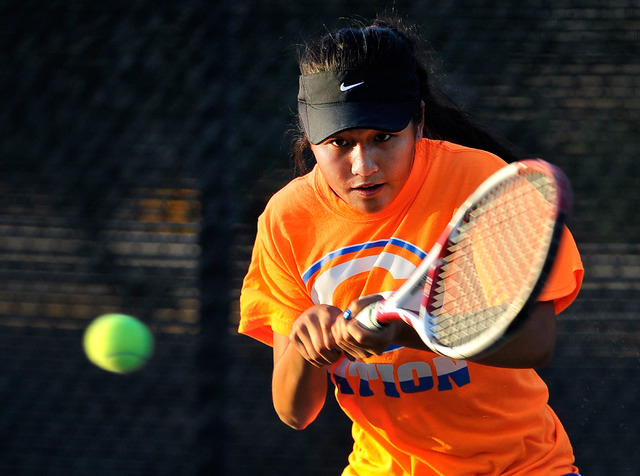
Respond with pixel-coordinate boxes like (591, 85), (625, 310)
(260, 171), (317, 224)
(255, 168), (328, 251)
(419, 139), (508, 195)
(421, 139), (507, 169)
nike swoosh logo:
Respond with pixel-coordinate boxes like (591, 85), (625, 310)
(340, 81), (365, 92)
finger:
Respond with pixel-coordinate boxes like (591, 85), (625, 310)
(302, 311), (338, 352)
(344, 294), (385, 319)
(290, 330), (313, 362)
(319, 348), (343, 365)
(342, 309), (353, 321)
(336, 318), (392, 359)
(334, 335), (372, 361)
(292, 327), (339, 367)
(341, 347), (372, 361)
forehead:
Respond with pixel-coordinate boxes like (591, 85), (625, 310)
(322, 123), (416, 141)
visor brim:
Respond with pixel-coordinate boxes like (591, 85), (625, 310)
(300, 100), (419, 145)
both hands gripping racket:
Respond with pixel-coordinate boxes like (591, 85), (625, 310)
(354, 159), (572, 360)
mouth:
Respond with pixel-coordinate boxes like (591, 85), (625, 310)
(353, 183), (384, 196)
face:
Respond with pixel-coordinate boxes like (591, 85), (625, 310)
(310, 122), (422, 214)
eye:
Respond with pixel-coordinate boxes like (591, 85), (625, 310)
(329, 137), (350, 148)
(374, 133), (393, 142)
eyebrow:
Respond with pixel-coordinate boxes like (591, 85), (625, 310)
(326, 129), (398, 141)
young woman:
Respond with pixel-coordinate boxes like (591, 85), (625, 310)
(239, 17), (584, 476)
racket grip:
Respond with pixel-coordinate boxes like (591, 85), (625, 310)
(355, 302), (386, 332)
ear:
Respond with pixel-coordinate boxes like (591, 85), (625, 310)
(415, 101), (425, 140)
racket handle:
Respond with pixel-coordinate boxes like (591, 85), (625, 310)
(355, 301), (387, 332)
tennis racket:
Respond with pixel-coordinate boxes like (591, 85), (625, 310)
(354, 159), (572, 360)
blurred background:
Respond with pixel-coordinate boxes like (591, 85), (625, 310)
(0, 0), (638, 474)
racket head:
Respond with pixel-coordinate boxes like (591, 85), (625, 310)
(418, 159), (572, 359)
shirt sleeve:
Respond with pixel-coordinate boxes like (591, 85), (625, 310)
(537, 226), (584, 314)
(238, 212), (314, 347)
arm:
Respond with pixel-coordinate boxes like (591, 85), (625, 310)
(334, 296), (557, 369)
(272, 304), (343, 430)
(474, 301), (556, 368)
(395, 301), (557, 368)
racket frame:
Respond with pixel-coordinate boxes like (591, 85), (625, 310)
(355, 159), (572, 359)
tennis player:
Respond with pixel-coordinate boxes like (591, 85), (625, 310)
(239, 17), (584, 475)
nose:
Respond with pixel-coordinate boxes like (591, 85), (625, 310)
(350, 145), (379, 177)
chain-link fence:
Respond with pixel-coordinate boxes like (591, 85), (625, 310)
(1, 1), (638, 475)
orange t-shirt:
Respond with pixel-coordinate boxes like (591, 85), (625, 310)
(239, 139), (584, 475)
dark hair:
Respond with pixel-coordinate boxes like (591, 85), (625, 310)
(292, 17), (520, 174)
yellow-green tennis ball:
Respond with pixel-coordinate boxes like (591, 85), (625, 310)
(83, 314), (154, 374)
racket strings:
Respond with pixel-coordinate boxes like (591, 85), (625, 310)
(428, 173), (558, 347)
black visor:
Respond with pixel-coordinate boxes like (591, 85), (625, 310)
(298, 69), (420, 144)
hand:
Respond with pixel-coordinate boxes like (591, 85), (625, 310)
(332, 295), (404, 360)
(289, 304), (344, 367)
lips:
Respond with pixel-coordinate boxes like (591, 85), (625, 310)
(353, 183), (384, 196)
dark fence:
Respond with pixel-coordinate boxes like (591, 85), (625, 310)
(1, 1), (638, 475)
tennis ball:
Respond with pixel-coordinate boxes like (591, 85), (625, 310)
(83, 314), (154, 374)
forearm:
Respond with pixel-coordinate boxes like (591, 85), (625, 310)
(391, 301), (557, 369)
(473, 301), (557, 368)
(272, 334), (328, 430)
